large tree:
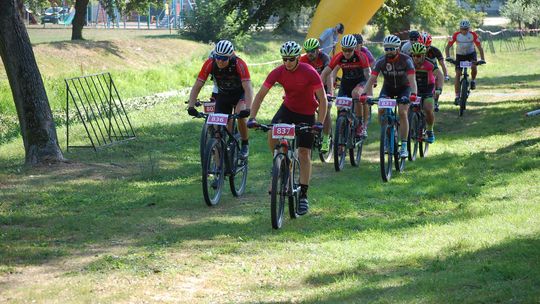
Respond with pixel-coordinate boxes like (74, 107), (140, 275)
(0, 0), (64, 164)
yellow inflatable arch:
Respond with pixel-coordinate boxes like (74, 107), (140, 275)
(306, 0), (384, 44)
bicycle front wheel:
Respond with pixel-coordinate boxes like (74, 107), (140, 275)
(380, 124), (393, 182)
(202, 138), (224, 206)
(333, 115), (348, 171)
(229, 136), (248, 197)
(270, 154), (289, 229)
(459, 78), (468, 117)
(289, 157), (300, 219)
(407, 111), (420, 161)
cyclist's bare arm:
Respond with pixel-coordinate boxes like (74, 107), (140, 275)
(477, 44), (486, 61)
(320, 66), (334, 93)
(434, 68), (444, 89)
(314, 87), (328, 123)
(250, 85), (270, 119)
(363, 67), (371, 83)
(438, 58), (449, 77)
(188, 79), (205, 108)
(444, 43), (452, 58)
(362, 74), (377, 96)
(407, 74), (418, 95)
(241, 80), (254, 109)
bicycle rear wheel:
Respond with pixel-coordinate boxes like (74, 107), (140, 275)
(202, 138), (224, 206)
(395, 124), (405, 173)
(459, 78), (468, 117)
(333, 115), (347, 171)
(380, 124), (393, 182)
(270, 154), (288, 229)
(229, 134), (248, 197)
(289, 157), (300, 219)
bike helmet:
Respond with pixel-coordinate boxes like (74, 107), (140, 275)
(303, 38), (320, 52)
(214, 40), (234, 56)
(418, 32), (432, 47)
(341, 34), (357, 48)
(353, 33), (364, 44)
(409, 30), (420, 40)
(410, 42), (427, 55)
(383, 35), (401, 48)
(280, 41), (302, 57)
(460, 20), (471, 29)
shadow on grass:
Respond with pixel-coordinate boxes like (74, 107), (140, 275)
(298, 235), (540, 303)
(47, 40), (123, 58)
(0, 100), (538, 271)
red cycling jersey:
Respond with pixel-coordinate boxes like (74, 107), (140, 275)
(299, 52), (330, 74)
(263, 62), (323, 115)
(328, 50), (370, 87)
(197, 57), (250, 95)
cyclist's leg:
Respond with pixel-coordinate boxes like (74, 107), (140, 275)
(397, 87), (411, 140)
(470, 52), (478, 82)
(353, 82), (369, 135)
(322, 85), (332, 136)
(422, 95), (436, 143)
(233, 96), (249, 141)
(296, 113), (315, 215)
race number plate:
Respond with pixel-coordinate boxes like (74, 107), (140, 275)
(206, 113), (228, 126)
(460, 61), (472, 68)
(203, 102), (215, 113)
(335, 97), (353, 109)
(410, 97), (422, 105)
(272, 124), (296, 139)
(378, 98), (397, 109)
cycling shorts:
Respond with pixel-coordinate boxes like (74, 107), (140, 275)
(455, 52), (477, 70)
(379, 86), (411, 101)
(271, 104), (315, 149)
(338, 81), (366, 98)
(215, 93), (244, 114)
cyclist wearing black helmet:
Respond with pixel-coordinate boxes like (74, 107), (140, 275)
(353, 33), (375, 66)
(400, 30), (420, 56)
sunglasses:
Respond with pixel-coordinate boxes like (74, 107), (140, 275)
(412, 54), (424, 58)
(214, 54), (230, 61)
(342, 48), (354, 53)
(307, 49), (318, 54)
(282, 57), (297, 62)
(384, 47), (397, 52)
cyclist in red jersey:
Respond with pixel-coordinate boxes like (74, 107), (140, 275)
(320, 34), (371, 138)
(300, 38), (332, 152)
(248, 41), (328, 215)
(187, 40), (253, 158)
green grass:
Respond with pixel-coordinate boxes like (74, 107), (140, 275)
(0, 32), (540, 303)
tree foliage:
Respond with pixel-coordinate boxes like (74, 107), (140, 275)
(501, 0), (540, 28)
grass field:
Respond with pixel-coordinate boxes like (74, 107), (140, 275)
(0, 29), (539, 303)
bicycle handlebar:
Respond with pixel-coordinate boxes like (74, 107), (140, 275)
(254, 123), (314, 133)
(365, 97), (412, 105)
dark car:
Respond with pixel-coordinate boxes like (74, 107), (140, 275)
(40, 7), (69, 24)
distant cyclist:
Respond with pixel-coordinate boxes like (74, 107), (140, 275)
(400, 30), (421, 56)
(300, 38), (332, 153)
(320, 34), (371, 138)
(410, 43), (442, 143)
(361, 35), (418, 158)
(248, 41), (328, 215)
(187, 40), (253, 158)
(353, 33), (375, 66)
(445, 20), (486, 105)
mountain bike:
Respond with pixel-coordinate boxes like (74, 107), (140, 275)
(254, 123), (314, 229)
(332, 96), (364, 172)
(195, 112), (248, 206)
(446, 59), (486, 117)
(368, 97), (408, 182)
(407, 97), (429, 161)
(186, 99), (216, 162)
(312, 96), (334, 163)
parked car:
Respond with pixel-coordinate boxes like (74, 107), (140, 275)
(40, 7), (69, 24)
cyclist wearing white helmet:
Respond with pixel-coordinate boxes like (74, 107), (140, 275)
(187, 40), (254, 158)
(321, 34), (371, 138)
(445, 20), (486, 105)
(248, 41), (328, 215)
(360, 34), (418, 158)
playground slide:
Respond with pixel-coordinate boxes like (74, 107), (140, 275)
(306, 0), (384, 43)
(58, 10), (76, 25)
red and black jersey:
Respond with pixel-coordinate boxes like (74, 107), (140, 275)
(197, 56), (250, 95)
(299, 52), (330, 74)
(328, 50), (370, 87)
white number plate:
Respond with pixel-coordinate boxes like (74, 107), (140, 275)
(203, 102), (215, 113)
(378, 98), (397, 109)
(410, 97), (422, 105)
(335, 97), (353, 109)
(460, 61), (472, 68)
(272, 124), (295, 139)
(206, 113), (228, 126)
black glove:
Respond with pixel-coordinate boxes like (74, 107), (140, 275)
(247, 118), (258, 129)
(238, 109), (251, 118)
(187, 107), (199, 117)
(477, 60), (486, 65)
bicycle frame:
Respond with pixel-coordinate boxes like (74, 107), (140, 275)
(200, 113), (241, 176)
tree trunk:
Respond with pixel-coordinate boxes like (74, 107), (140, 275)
(72, 0), (90, 40)
(0, 0), (65, 165)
